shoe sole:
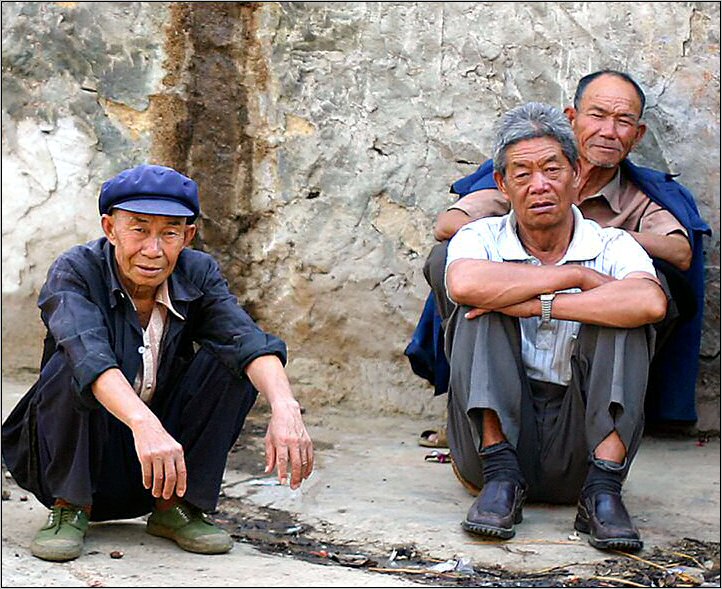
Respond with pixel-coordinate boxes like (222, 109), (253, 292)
(30, 540), (82, 562)
(574, 514), (644, 553)
(146, 522), (233, 555)
(461, 510), (523, 540)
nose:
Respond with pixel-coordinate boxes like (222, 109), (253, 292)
(597, 116), (617, 138)
(528, 170), (550, 193)
(141, 235), (163, 257)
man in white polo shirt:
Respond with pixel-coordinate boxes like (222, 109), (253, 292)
(444, 102), (667, 552)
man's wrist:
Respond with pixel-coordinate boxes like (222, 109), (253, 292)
(539, 293), (556, 322)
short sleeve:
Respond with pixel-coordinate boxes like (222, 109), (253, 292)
(448, 189), (510, 220)
(601, 230), (658, 280)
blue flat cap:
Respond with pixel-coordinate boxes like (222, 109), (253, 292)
(99, 164), (200, 221)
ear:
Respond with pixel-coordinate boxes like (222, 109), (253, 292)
(493, 171), (511, 203)
(564, 106), (577, 125)
(101, 214), (117, 245)
(183, 224), (197, 247)
(632, 121), (647, 148)
(571, 160), (582, 189)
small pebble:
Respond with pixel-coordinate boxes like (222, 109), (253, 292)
(2, 490), (11, 501)
(20, 495), (28, 502)
(110, 550), (124, 559)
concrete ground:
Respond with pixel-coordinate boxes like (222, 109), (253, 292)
(2, 374), (720, 587)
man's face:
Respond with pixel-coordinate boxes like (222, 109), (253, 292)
(494, 136), (578, 232)
(101, 210), (196, 294)
(566, 75), (647, 168)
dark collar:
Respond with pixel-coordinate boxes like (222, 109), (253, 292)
(101, 239), (203, 311)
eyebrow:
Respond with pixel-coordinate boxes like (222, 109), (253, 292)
(510, 153), (564, 168)
(586, 105), (639, 120)
(128, 215), (183, 227)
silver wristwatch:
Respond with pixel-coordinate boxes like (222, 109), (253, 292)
(539, 293), (556, 323)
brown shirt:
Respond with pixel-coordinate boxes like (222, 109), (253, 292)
(449, 169), (688, 238)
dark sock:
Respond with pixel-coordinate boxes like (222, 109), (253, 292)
(582, 456), (625, 498)
(480, 441), (525, 486)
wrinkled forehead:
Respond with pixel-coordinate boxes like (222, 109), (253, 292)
(505, 136), (567, 165)
(112, 208), (188, 226)
(580, 75), (643, 116)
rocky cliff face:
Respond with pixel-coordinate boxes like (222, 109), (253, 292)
(2, 2), (719, 425)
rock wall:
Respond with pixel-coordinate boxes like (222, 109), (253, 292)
(2, 2), (719, 425)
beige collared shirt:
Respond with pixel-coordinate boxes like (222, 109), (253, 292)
(448, 169), (688, 239)
(130, 281), (184, 404)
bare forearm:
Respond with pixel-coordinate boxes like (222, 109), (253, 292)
(245, 354), (313, 489)
(628, 231), (692, 271)
(245, 355), (298, 411)
(552, 278), (667, 327)
(92, 368), (185, 498)
(92, 368), (159, 430)
(447, 260), (587, 309)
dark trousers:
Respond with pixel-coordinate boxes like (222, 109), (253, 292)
(445, 308), (652, 504)
(2, 348), (257, 521)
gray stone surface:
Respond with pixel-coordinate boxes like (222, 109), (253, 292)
(1, 2), (719, 424)
(2, 375), (720, 586)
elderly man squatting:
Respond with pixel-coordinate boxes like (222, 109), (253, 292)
(444, 102), (667, 551)
(2, 164), (314, 562)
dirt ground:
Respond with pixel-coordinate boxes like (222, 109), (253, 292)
(2, 375), (720, 587)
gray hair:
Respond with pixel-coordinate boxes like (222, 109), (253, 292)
(492, 102), (579, 176)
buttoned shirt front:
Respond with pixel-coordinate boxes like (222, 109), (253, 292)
(445, 205), (657, 385)
(129, 281), (184, 404)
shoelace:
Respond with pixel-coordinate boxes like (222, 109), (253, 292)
(48, 507), (85, 532)
(171, 503), (213, 525)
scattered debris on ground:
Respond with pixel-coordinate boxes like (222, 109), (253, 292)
(218, 498), (720, 588)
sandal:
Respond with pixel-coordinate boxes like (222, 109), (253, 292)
(418, 426), (449, 448)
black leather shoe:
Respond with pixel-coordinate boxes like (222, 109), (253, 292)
(462, 479), (526, 539)
(574, 492), (643, 552)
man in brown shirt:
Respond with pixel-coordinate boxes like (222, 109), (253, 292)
(432, 72), (691, 271)
(417, 71), (701, 452)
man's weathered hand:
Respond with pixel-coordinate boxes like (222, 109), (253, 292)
(464, 307), (490, 320)
(577, 266), (616, 291)
(465, 298), (538, 320)
(131, 416), (187, 500)
(91, 368), (188, 501)
(264, 400), (314, 490)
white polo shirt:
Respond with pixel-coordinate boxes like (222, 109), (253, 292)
(445, 205), (657, 385)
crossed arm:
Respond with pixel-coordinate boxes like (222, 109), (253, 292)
(446, 260), (668, 328)
(435, 191), (692, 271)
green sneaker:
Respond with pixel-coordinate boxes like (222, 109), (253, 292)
(146, 502), (233, 554)
(30, 505), (89, 562)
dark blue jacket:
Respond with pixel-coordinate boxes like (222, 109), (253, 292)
(405, 159), (711, 421)
(34, 238), (287, 410)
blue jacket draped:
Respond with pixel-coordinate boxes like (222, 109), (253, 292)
(405, 159), (711, 422)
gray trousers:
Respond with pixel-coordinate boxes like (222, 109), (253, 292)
(445, 308), (653, 504)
